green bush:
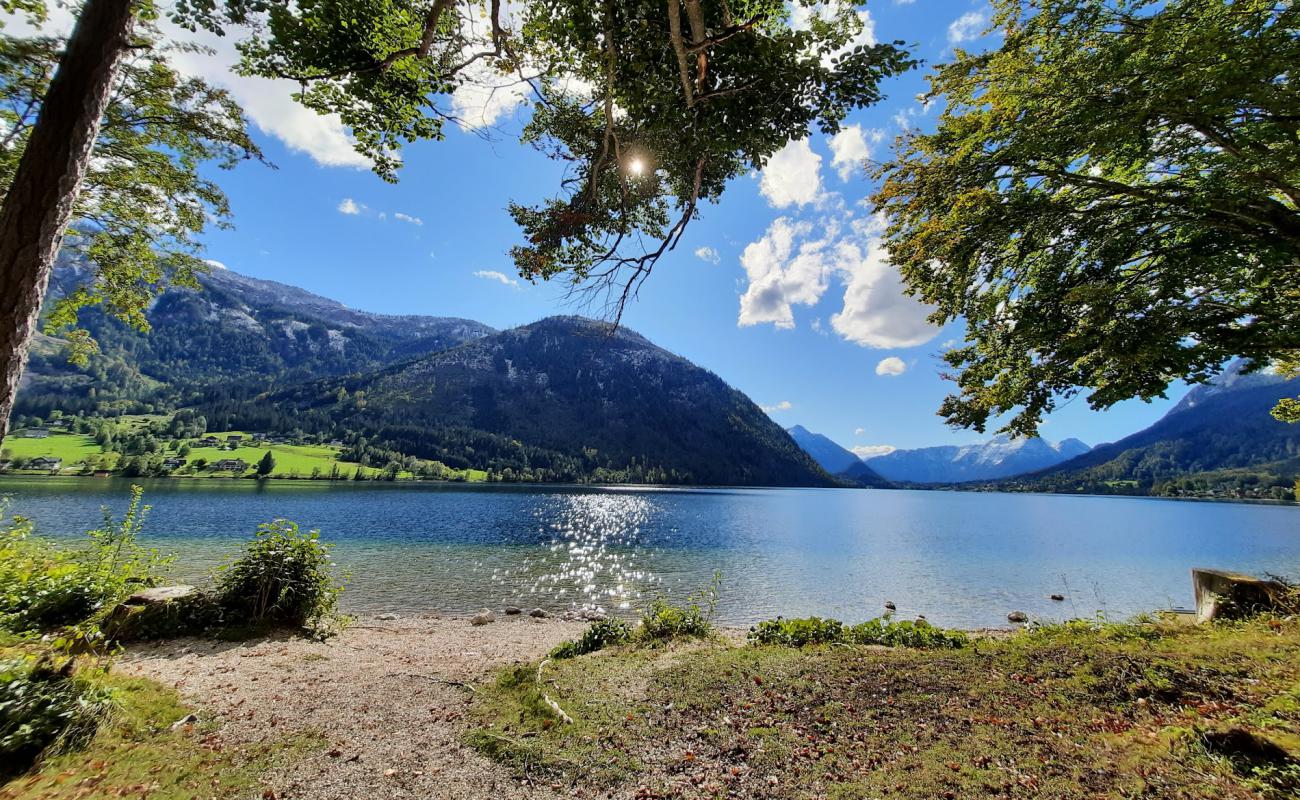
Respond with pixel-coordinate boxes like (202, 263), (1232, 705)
(848, 617), (968, 649)
(0, 487), (169, 635)
(747, 615), (968, 650)
(748, 616), (845, 647)
(216, 519), (344, 636)
(634, 571), (720, 643)
(0, 657), (114, 780)
(550, 617), (633, 659)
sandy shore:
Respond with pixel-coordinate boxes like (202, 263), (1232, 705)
(119, 615), (589, 800)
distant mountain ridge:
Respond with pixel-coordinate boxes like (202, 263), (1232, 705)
(200, 315), (834, 487)
(786, 425), (890, 487)
(21, 261), (494, 413)
(863, 435), (1091, 484)
(1011, 363), (1300, 499)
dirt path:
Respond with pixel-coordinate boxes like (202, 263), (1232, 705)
(119, 615), (588, 800)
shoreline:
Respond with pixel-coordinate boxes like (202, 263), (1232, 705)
(1, 471), (1295, 506)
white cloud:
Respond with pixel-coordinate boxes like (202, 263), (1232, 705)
(694, 246), (721, 264)
(828, 124), (877, 182)
(759, 139), (823, 208)
(736, 207), (938, 348)
(394, 212), (423, 226)
(450, 58), (531, 130)
(830, 229), (938, 348)
(161, 23), (373, 171)
(948, 10), (988, 43)
(738, 218), (836, 328)
(337, 198), (362, 215)
(854, 427), (866, 436)
(875, 356), (907, 376)
(852, 444), (897, 459)
(761, 400), (794, 413)
(473, 269), (519, 287)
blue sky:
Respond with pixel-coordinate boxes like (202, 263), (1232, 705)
(35, 2), (1185, 453)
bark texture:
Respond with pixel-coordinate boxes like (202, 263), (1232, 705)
(0, 0), (135, 439)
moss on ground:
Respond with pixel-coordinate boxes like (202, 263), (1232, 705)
(467, 618), (1300, 798)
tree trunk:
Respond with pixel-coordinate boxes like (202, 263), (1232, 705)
(0, 0), (135, 440)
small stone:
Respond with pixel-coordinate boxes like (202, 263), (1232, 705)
(1007, 611), (1029, 623)
(169, 713), (199, 731)
(916, 615), (927, 622)
(528, 608), (548, 619)
(883, 601), (897, 612)
(470, 609), (495, 626)
(376, 613), (399, 620)
(504, 606), (522, 615)
(1049, 594), (1065, 602)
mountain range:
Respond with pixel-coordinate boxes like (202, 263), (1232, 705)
(17, 263), (1300, 496)
(786, 425), (890, 487)
(863, 435), (1092, 484)
(1005, 364), (1300, 500)
(21, 265), (830, 487)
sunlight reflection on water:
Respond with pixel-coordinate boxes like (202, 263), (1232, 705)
(498, 493), (661, 613)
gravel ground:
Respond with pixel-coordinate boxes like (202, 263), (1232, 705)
(119, 614), (589, 800)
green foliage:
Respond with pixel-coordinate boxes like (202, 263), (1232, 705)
(748, 615), (969, 649)
(215, 519), (344, 636)
(509, 0), (915, 303)
(636, 571), (720, 643)
(747, 615), (844, 647)
(847, 617), (969, 649)
(549, 617), (634, 660)
(0, 656), (114, 780)
(874, 0), (1300, 436)
(170, 0), (913, 302)
(0, 20), (262, 361)
(0, 487), (169, 635)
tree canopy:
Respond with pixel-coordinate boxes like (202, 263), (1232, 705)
(0, 10), (261, 362)
(171, 0), (913, 313)
(873, 0), (1300, 435)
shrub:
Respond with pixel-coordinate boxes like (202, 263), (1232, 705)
(0, 657), (114, 780)
(0, 487), (169, 635)
(550, 617), (633, 659)
(747, 615), (968, 650)
(636, 572), (721, 643)
(216, 519), (344, 636)
(748, 616), (845, 647)
(848, 617), (968, 649)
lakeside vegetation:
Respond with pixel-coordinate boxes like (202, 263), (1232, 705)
(468, 616), (1300, 799)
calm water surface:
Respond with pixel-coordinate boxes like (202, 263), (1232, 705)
(2, 477), (1297, 628)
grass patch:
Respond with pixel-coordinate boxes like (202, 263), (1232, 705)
(0, 665), (320, 799)
(1, 433), (101, 467)
(468, 618), (1300, 798)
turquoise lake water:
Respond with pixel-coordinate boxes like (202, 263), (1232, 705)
(1, 477), (1297, 628)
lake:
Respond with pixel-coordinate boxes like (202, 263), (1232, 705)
(1, 477), (1297, 628)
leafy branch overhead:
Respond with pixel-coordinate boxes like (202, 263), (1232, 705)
(873, 0), (1300, 436)
(171, 0), (914, 317)
(0, 23), (263, 363)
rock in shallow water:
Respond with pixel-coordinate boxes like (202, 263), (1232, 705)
(470, 609), (495, 626)
(504, 606), (522, 615)
(528, 608), (549, 619)
(1007, 611), (1029, 623)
